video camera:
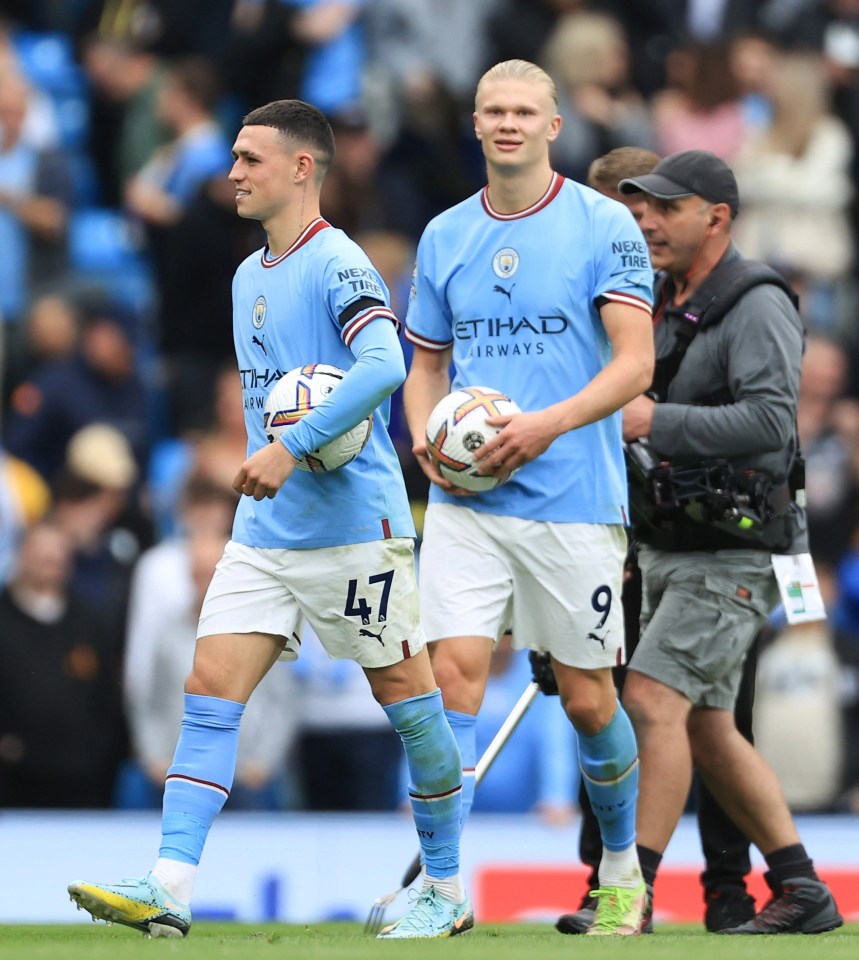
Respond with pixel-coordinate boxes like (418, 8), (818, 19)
(624, 439), (778, 540)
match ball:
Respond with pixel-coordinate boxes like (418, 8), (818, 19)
(264, 363), (372, 473)
(425, 386), (521, 492)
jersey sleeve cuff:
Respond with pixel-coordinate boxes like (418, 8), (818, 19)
(596, 290), (653, 314)
(341, 306), (400, 347)
(404, 326), (454, 351)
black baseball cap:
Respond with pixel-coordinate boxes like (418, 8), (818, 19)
(618, 149), (740, 218)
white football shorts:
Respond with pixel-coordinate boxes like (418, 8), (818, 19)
(197, 537), (426, 669)
(418, 503), (627, 669)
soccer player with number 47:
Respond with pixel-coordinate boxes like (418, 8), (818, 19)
(404, 60), (655, 936)
(68, 100), (469, 940)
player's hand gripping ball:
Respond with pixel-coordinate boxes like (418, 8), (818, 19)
(264, 363), (372, 473)
(425, 386), (521, 492)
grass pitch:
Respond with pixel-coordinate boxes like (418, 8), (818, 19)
(0, 923), (857, 960)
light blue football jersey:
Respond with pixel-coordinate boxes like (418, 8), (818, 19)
(232, 218), (415, 548)
(406, 174), (653, 524)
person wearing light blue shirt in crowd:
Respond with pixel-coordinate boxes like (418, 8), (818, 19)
(69, 98), (469, 942)
(403, 59), (655, 937)
(281, 0), (366, 114)
(125, 57), (232, 227)
(0, 72), (72, 389)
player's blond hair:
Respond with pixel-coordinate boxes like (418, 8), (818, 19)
(476, 59), (558, 109)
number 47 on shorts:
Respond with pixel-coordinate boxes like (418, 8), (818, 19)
(344, 570), (394, 625)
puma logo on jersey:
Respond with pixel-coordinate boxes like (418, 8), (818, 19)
(587, 631), (608, 650)
(493, 283), (515, 302)
(252, 334), (267, 356)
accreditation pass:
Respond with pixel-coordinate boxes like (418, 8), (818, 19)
(771, 552), (827, 624)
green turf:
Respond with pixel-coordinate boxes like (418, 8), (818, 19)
(0, 923), (856, 960)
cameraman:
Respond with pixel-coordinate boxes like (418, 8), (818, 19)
(559, 146), (759, 936)
(617, 150), (842, 935)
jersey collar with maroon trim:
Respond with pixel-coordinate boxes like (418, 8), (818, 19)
(261, 218), (330, 268)
(480, 172), (564, 221)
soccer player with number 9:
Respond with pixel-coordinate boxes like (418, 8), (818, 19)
(68, 100), (468, 941)
(404, 60), (655, 935)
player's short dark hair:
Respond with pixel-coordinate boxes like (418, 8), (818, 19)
(588, 147), (661, 193)
(243, 100), (335, 176)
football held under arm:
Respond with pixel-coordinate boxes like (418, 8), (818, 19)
(279, 311), (405, 461)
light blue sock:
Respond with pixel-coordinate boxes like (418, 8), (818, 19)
(384, 689), (462, 879)
(578, 703), (638, 852)
(159, 693), (245, 865)
(444, 709), (476, 825)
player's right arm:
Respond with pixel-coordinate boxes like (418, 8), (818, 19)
(403, 344), (456, 492)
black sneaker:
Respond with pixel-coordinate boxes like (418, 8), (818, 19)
(640, 883), (654, 933)
(704, 884), (756, 932)
(717, 877), (843, 935)
(555, 892), (597, 934)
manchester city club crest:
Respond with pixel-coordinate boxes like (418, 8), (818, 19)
(492, 247), (519, 279)
(252, 295), (267, 329)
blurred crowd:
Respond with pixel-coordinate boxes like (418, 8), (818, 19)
(2, 0), (859, 817)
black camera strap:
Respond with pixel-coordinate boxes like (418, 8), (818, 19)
(630, 256), (803, 551)
(649, 258), (798, 402)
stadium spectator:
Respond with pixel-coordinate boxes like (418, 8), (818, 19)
(21, 292), (81, 365)
(2, 292), (80, 405)
(74, 0), (237, 63)
(121, 480), (298, 812)
(80, 34), (170, 204)
(651, 41), (746, 162)
(485, 0), (576, 80)
(0, 446), (50, 586)
(147, 361), (248, 538)
(541, 11), (657, 183)
(318, 106), (387, 237)
(282, 0), (368, 115)
(224, 0), (308, 108)
(125, 55), (235, 433)
(403, 58), (654, 936)
(366, 0), (502, 121)
(0, 519), (125, 808)
(4, 302), (150, 483)
(0, 26), (62, 150)
(125, 57), (232, 227)
(50, 422), (151, 639)
(796, 336), (859, 570)
(189, 363), (252, 492)
(603, 0), (763, 99)
(0, 70), (73, 380)
(732, 50), (855, 334)
(374, 75), (484, 241)
(727, 29), (778, 133)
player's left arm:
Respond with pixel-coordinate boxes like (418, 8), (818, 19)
(281, 314), (404, 459)
(233, 315), (404, 500)
(476, 301), (654, 474)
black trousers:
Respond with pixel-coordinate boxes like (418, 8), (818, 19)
(578, 559), (755, 892)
